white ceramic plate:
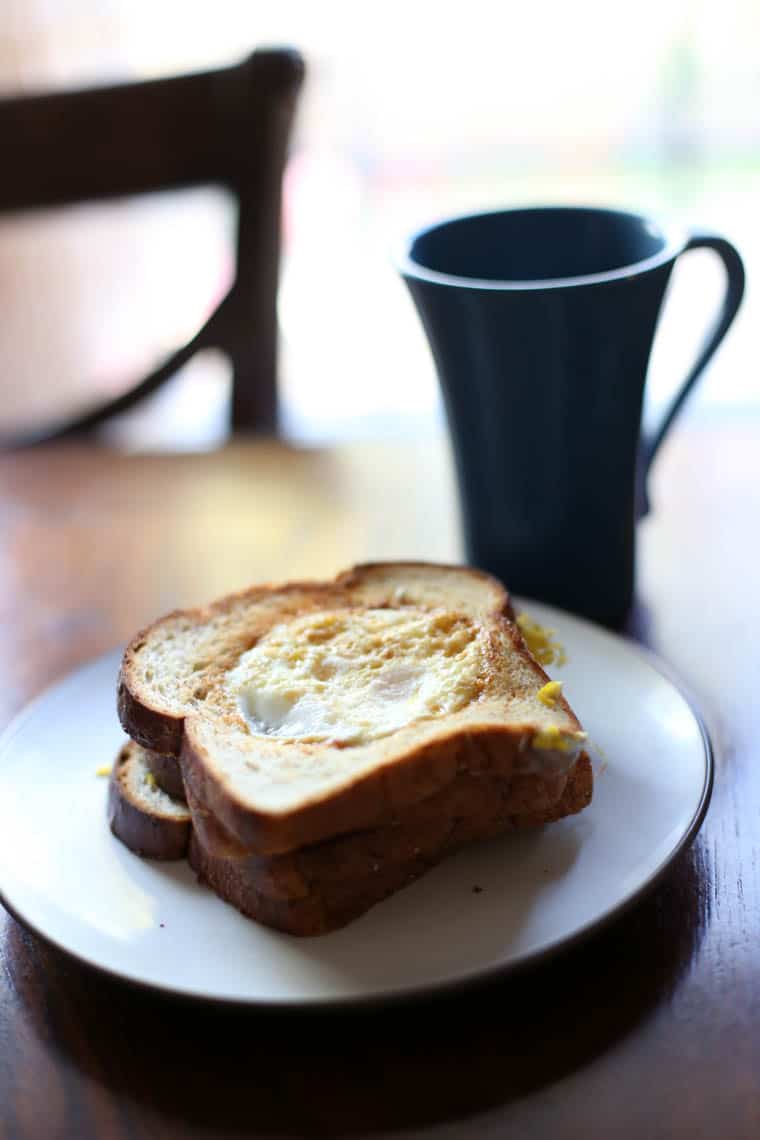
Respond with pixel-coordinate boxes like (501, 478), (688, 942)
(0, 601), (712, 1008)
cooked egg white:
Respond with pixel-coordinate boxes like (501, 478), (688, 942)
(227, 608), (485, 745)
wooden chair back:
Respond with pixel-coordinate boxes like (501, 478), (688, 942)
(0, 48), (305, 444)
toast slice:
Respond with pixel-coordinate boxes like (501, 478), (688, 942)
(187, 754), (593, 935)
(108, 741), (191, 860)
(118, 562), (589, 856)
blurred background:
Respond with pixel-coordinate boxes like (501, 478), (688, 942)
(0, 0), (757, 448)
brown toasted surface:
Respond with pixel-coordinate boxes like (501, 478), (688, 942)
(144, 749), (185, 801)
(187, 830), (425, 936)
(187, 753), (593, 935)
(184, 758), (583, 896)
(107, 742), (191, 861)
(119, 562), (586, 855)
(117, 675), (185, 756)
(536, 752), (593, 822)
(180, 721), (552, 856)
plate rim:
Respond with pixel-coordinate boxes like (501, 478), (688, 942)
(0, 603), (714, 1010)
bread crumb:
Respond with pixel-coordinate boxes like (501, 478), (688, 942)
(96, 765), (112, 777)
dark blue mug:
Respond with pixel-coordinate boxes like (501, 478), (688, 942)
(399, 206), (744, 627)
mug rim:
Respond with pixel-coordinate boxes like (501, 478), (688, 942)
(397, 205), (686, 291)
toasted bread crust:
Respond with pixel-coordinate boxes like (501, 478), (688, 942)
(118, 562), (587, 856)
(117, 675), (184, 756)
(538, 751), (593, 821)
(180, 719), (565, 856)
(107, 742), (191, 860)
(144, 749), (186, 801)
(185, 761), (583, 884)
(188, 752), (593, 935)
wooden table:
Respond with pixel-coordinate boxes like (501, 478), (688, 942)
(1, 426), (758, 1139)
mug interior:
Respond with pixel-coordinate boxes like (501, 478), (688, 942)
(407, 207), (673, 284)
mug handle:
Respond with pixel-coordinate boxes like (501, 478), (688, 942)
(643, 231), (745, 472)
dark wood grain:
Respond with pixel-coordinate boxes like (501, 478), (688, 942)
(0, 428), (758, 1139)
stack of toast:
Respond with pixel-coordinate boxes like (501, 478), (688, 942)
(110, 562), (592, 936)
